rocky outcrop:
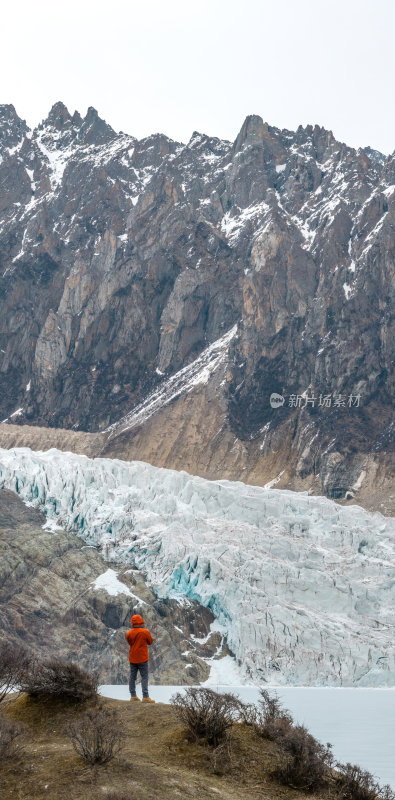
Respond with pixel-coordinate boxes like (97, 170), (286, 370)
(0, 104), (393, 508)
(0, 488), (231, 683)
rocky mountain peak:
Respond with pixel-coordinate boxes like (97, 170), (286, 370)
(187, 131), (230, 160)
(363, 145), (386, 165)
(44, 101), (73, 130)
(292, 123), (337, 162)
(78, 105), (116, 144)
(38, 103), (115, 147)
(232, 114), (270, 153)
(71, 109), (83, 126)
(188, 131), (209, 149)
(0, 104), (29, 150)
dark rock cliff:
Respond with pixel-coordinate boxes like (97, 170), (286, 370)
(0, 104), (393, 501)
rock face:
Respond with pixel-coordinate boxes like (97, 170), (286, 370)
(0, 488), (231, 684)
(0, 103), (393, 505)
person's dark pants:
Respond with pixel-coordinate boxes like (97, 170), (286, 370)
(129, 661), (149, 698)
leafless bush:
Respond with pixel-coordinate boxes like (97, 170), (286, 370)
(65, 708), (124, 765)
(20, 657), (98, 702)
(171, 688), (245, 747)
(335, 762), (395, 800)
(238, 700), (259, 726)
(0, 713), (25, 761)
(0, 641), (30, 703)
(255, 689), (294, 740)
(273, 723), (334, 791)
(241, 690), (333, 790)
(240, 690), (293, 739)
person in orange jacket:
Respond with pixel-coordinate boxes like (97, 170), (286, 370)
(126, 614), (155, 702)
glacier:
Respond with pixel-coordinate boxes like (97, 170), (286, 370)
(0, 446), (394, 687)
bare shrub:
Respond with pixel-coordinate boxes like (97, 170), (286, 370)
(65, 708), (124, 765)
(238, 700), (259, 727)
(0, 641), (30, 703)
(20, 657), (98, 702)
(240, 690), (333, 790)
(274, 723), (334, 791)
(0, 713), (25, 761)
(171, 687), (244, 747)
(255, 689), (294, 740)
(335, 762), (395, 800)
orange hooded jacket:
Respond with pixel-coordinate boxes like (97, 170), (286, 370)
(126, 614), (154, 663)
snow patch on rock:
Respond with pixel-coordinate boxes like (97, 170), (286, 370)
(105, 325), (237, 436)
(91, 568), (146, 604)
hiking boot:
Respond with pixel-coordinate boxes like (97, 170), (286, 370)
(130, 696), (141, 701)
(142, 697), (155, 703)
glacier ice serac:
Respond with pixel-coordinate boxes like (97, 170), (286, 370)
(1, 447), (394, 687)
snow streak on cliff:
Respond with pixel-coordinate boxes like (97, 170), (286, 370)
(1, 447), (394, 686)
(105, 325), (237, 436)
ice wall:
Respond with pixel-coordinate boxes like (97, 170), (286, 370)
(1, 447), (394, 686)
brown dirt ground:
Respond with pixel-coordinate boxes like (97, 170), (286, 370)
(0, 694), (337, 800)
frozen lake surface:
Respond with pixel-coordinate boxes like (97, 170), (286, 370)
(99, 685), (395, 788)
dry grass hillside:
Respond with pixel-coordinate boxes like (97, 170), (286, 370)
(2, 693), (334, 800)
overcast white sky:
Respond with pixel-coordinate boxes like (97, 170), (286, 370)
(1, 0), (394, 153)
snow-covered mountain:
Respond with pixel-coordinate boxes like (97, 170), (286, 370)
(1, 447), (394, 686)
(0, 103), (393, 508)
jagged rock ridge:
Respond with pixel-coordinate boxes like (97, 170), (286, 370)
(0, 102), (393, 502)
